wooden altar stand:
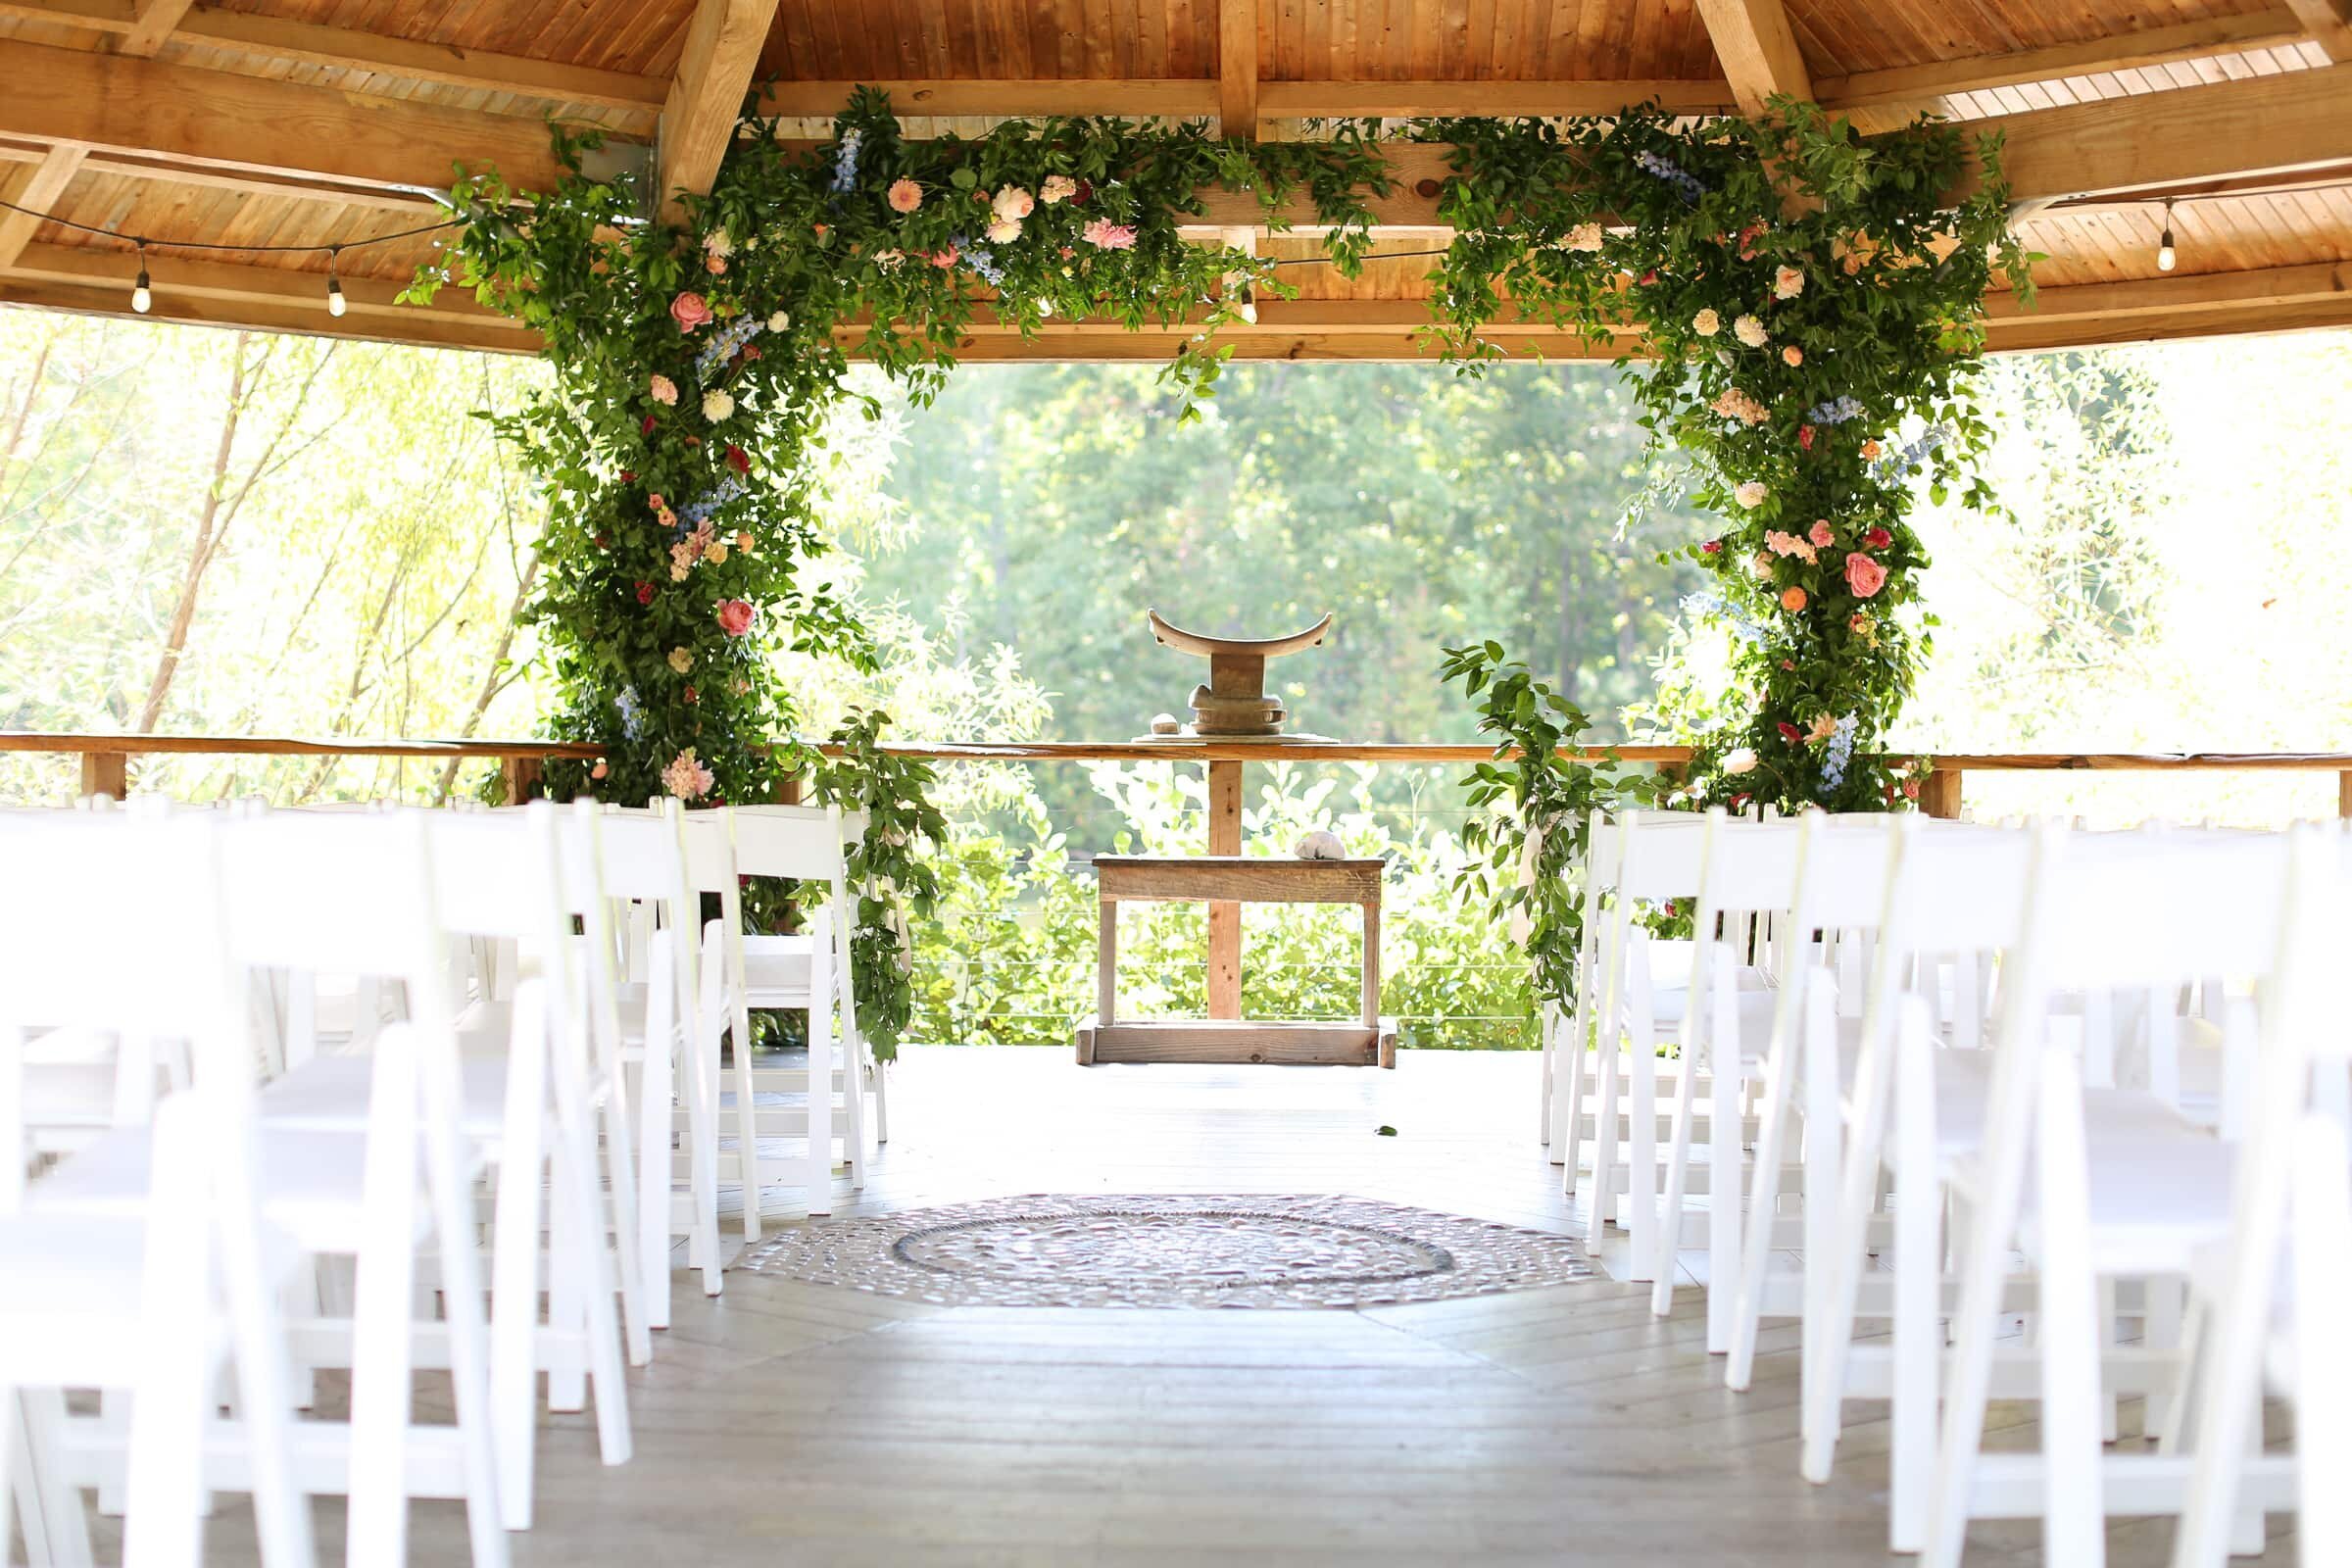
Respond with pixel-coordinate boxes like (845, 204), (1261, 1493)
(1076, 855), (1398, 1067)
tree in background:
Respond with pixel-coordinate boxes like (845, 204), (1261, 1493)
(0, 315), (550, 803)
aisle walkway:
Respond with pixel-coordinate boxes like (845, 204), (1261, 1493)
(194, 1047), (2243, 1564)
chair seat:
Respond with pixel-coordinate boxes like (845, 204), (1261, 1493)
(28, 1121), (440, 1255)
(1853, 1044), (1997, 1159)
(23, 1061), (119, 1127)
(1959, 1095), (2234, 1277)
(260, 1051), (514, 1137)
(0, 1211), (301, 1384)
(1639, 961), (1772, 1026)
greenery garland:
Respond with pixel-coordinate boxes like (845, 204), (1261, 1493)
(416, 86), (2019, 1040)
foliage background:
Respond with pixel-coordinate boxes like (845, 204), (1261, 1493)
(7, 314), (2352, 1039)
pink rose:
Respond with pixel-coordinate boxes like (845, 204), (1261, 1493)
(888, 177), (923, 213)
(649, 373), (678, 406)
(716, 599), (757, 638)
(1808, 519), (1835, 549)
(669, 291), (712, 332)
(1845, 552), (1887, 598)
(1082, 219), (1138, 251)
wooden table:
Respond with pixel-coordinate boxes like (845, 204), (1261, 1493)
(1076, 855), (1398, 1067)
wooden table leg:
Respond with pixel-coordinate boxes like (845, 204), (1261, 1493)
(78, 750), (126, 802)
(1206, 760), (1243, 1019)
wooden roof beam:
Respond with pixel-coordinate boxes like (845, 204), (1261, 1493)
(115, 0), (193, 58)
(0, 34), (586, 196)
(2282, 0), (2352, 61)
(659, 0), (782, 221)
(0, 143), (86, 268)
(1814, 8), (2312, 109)
(1693, 0), (1813, 118)
(1218, 0), (1257, 141)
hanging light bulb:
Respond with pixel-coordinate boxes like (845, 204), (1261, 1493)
(1037, 296), (1054, 318)
(1236, 279), (1257, 325)
(325, 247), (347, 318)
(130, 241), (152, 315)
(2157, 200), (2178, 272)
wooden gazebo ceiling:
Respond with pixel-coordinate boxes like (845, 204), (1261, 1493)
(0, 0), (2348, 359)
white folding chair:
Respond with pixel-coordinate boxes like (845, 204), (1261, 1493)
(0, 810), (314, 1568)
(1924, 825), (2294, 1568)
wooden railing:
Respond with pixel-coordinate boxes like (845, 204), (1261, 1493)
(6, 732), (2352, 820)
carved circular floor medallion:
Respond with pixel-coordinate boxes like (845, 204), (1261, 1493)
(740, 1194), (1592, 1308)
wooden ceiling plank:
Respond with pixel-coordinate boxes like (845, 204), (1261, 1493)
(1813, 8), (2312, 109)
(175, 10), (667, 110)
(760, 78), (1218, 117)
(113, 0), (192, 57)
(1257, 77), (1736, 114)
(0, 34), (584, 196)
(658, 0), (784, 220)
(0, 142), (87, 268)
(1692, 0), (1812, 116)
(1218, 0), (1257, 139)
(2281, 0), (2352, 62)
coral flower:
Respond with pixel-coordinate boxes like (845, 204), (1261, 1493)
(1782, 345), (1803, 367)
(669, 291), (712, 332)
(716, 599), (756, 638)
(1860, 439), (1884, 461)
(735, 530), (756, 554)
(888, 177), (923, 213)
(1809, 519), (1835, 549)
(1845, 552), (1888, 598)
(591, 760), (609, 780)
(1781, 586), (1809, 612)
(1774, 265), (1806, 298)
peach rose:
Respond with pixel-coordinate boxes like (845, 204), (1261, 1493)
(669, 291), (712, 332)
(1845, 552), (1888, 598)
(716, 599), (756, 638)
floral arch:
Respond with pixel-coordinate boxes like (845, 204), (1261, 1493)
(418, 90), (2022, 1040)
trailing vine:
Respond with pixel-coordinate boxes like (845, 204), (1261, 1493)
(416, 84), (2018, 1044)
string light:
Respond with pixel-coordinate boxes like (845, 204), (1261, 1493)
(1235, 278), (1257, 324)
(326, 246), (347, 318)
(130, 241), (151, 315)
(2157, 200), (2178, 272)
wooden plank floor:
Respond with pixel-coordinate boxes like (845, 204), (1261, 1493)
(178, 1047), (2284, 1565)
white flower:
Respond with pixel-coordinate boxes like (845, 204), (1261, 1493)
(1691, 308), (1721, 337)
(766, 310), (791, 331)
(703, 230), (734, 259)
(991, 185), (1035, 221)
(1734, 313), (1769, 348)
(1723, 749), (1759, 776)
(1734, 480), (1769, 510)
(1773, 264), (1805, 299)
(984, 217), (1023, 244)
(702, 389), (735, 422)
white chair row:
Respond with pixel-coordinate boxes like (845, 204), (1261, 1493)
(2, 794), (880, 1565)
(1552, 805), (2352, 1563)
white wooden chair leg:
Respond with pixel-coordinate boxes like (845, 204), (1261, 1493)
(557, 1108), (634, 1468)
(489, 1146), (542, 1533)
(2034, 1046), (2106, 1568)
(546, 1155), (588, 1416)
(688, 1018), (723, 1296)
(872, 1055), (890, 1145)
(1728, 1000), (1797, 1390)
(1, 1384), (28, 1568)
(1586, 1043), (1619, 1250)
(1559, 1018), (1589, 1195)
(804, 912), (837, 1217)
(1539, 1001), (1557, 1150)
(2292, 1115), (2352, 1567)
(597, 1085), (651, 1366)
(347, 1045), (422, 1568)
(1627, 1008), (1659, 1284)
(1650, 1033), (1701, 1314)
(733, 998), (761, 1246)
(1705, 1008), (1740, 1355)
(416, 1040), (512, 1568)
(637, 1042), (672, 1332)
(1887, 999), (1938, 1551)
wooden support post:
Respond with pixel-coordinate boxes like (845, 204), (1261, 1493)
(2338, 769), (2352, 819)
(1099, 896), (1119, 1025)
(1359, 898), (1381, 1030)
(1919, 762), (1962, 820)
(79, 749), (126, 801)
(500, 753), (543, 804)
(1206, 759), (1243, 1019)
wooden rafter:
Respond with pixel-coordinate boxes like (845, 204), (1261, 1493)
(1692, 0), (1813, 118)
(659, 0), (783, 220)
(0, 35), (584, 196)
(2283, 0), (2352, 61)
(761, 79), (1216, 120)
(1813, 8), (2311, 109)
(1218, 0), (1257, 141)
(115, 0), (193, 58)
(0, 143), (86, 269)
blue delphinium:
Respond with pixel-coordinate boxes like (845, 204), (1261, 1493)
(1806, 394), (1866, 425)
(675, 474), (746, 530)
(1872, 423), (1953, 482)
(958, 240), (1004, 287)
(1634, 150), (1705, 206)
(694, 316), (762, 385)
(832, 128), (862, 195)
(1683, 590), (1768, 648)
(1821, 714), (1858, 791)
(615, 686), (644, 741)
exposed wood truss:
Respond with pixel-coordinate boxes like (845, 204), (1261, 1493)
(1218, 0), (1258, 141)
(2282, 0), (2352, 61)
(659, 0), (785, 220)
(1693, 0), (1814, 117)
(0, 144), (86, 269)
